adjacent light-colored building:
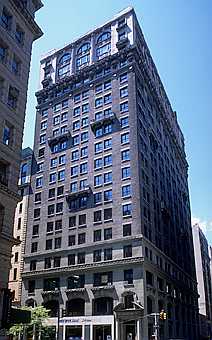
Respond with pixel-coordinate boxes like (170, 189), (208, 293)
(0, 0), (42, 337)
(192, 223), (212, 339)
(8, 147), (33, 305)
(22, 7), (199, 340)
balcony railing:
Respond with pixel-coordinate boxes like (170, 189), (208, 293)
(48, 129), (71, 146)
(116, 37), (130, 50)
(90, 112), (116, 131)
(66, 186), (92, 201)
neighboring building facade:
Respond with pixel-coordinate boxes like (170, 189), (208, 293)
(8, 147), (33, 305)
(192, 223), (212, 339)
(0, 0), (43, 337)
(22, 7), (199, 340)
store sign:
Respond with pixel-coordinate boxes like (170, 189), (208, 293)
(60, 318), (92, 325)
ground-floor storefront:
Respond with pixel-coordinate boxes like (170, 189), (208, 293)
(45, 315), (143, 340)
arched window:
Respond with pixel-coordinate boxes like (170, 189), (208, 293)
(93, 297), (113, 315)
(66, 298), (85, 316)
(97, 32), (111, 44)
(59, 53), (71, 65)
(96, 32), (111, 59)
(76, 43), (90, 69)
(77, 43), (90, 55)
(43, 300), (59, 317)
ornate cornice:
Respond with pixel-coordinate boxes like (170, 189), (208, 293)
(22, 256), (144, 278)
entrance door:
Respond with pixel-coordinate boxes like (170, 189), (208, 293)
(123, 321), (136, 340)
(65, 326), (82, 340)
(93, 325), (111, 340)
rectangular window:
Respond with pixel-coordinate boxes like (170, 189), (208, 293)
(123, 224), (131, 237)
(122, 203), (132, 217)
(59, 154), (66, 165)
(120, 73), (128, 83)
(94, 158), (102, 169)
(34, 208), (40, 219)
(121, 149), (130, 161)
(122, 166), (131, 179)
(55, 237), (62, 249)
(55, 220), (62, 231)
(78, 233), (86, 244)
(93, 249), (102, 262)
(94, 174), (102, 187)
(104, 139), (112, 150)
(56, 202), (63, 213)
(58, 169), (65, 181)
(95, 142), (103, 153)
(104, 228), (112, 240)
(49, 172), (56, 183)
(104, 172), (112, 184)
(69, 216), (76, 228)
(81, 146), (88, 158)
(53, 103), (61, 112)
(53, 115), (60, 125)
(82, 103), (89, 113)
(120, 101), (128, 113)
(104, 248), (112, 261)
(31, 242), (38, 253)
(82, 90), (89, 99)
(1, 7), (12, 30)
(57, 186), (64, 196)
(93, 271), (112, 287)
(15, 24), (24, 44)
(73, 106), (80, 116)
(122, 185), (131, 197)
(32, 224), (39, 236)
(53, 256), (61, 268)
(80, 162), (88, 174)
(104, 208), (112, 221)
(48, 188), (55, 199)
(79, 214), (86, 226)
(81, 117), (88, 127)
(28, 280), (35, 294)
(81, 131), (88, 142)
(39, 134), (46, 144)
(120, 116), (129, 128)
(71, 165), (78, 177)
(45, 258), (51, 269)
(121, 132), (129, 144)
(95, 97), (103, 108)
(68, 254), (75, 266)
(74, 93), (81, 102)
(30, 260), (37, 271)
(120, 87), (128, 98)
(94, 210), (102, 223)
(77, 252), (85, 264)
(94, 229), (101, 242)
(48, 204), (54, 216)
(61, 111), (68, 121)
(68, 234), (76, 246)
(94, 192), (102, 204)
(8, 86), (19, 109)
(47, 222), (53, 233)
(124, 269), (133, 284)
(104, 80), (111, 90)
(104, 93), (112, 104)
(123, 245), (132, 258)
(73, 120), (80, 131)
(104, 189), (112, 202)
(95, 84), (102, 93)
(104, 155), (112, 167)
(46, 239), (53, 250)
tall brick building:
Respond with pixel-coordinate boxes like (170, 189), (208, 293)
(0, 0), (42, 337)
(22, 7), (199, 340)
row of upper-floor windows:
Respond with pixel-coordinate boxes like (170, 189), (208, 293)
(27, 269), (134, 294)
(32, 220), (131, 239)
(30, 244), (133, 269)
(33, 202), (132, 221)
(55, 30), (129, 77)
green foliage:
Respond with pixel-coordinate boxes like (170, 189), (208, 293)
(8, 305), (49, 336)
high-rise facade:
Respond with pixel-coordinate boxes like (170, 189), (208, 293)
(22, 7), (199, 340)
(9, 148), (33, 305)
(0, 0), (43, 336)
(192, 223), (212, 339)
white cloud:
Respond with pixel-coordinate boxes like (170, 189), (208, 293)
(191, 217), (212, 233)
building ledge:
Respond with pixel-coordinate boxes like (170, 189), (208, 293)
(65, 186), (92, 200)
(48, 130), (71, 146)
(90, 112), (116, 131)
(91, 284), (115, 292)
(22, 256), (144, 278)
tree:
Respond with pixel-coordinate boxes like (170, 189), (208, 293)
(8, 305), (49, 340)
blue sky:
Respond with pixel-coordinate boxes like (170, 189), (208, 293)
(23, 0), (212, 241)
